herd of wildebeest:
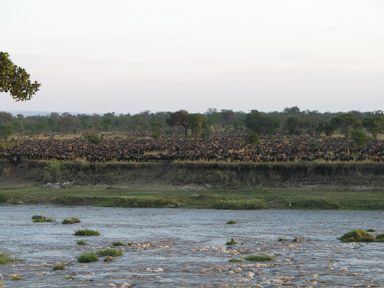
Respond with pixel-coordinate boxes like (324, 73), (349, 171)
(1, 133), (384, 165)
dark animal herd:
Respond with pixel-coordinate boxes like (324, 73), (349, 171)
(1, 133), (384, 165)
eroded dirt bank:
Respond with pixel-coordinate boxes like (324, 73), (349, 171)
(1, 160), (384, 187)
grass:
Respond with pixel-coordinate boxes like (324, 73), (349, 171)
(3, 178), (384, 210)
(0, 253), (23, 264)
(62, 219), (75, 224)
(11, 277), (22, 280)
(226, 239), (238, 245)
(244, 255), (275, 261)
(226, 220), (237, 224)
(78, 253), (98, 263)
(228, 258), (242, 262)
(74, 229), (100, 236)
(339, 230), (375, 243)
(77, 240), (87, 245)
(33, 218), (54, 222)
(127, 241), (134, 246)
(366, 229), (376, 232)
(278, 238), (288, 242)
(96, 249), (123, 257)
(112, 241), (124, 246)
(52, 263), (66, 271)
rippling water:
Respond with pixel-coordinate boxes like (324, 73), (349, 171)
(1, 205), (384, 287)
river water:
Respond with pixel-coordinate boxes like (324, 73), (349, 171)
(1, 205), (384, 287)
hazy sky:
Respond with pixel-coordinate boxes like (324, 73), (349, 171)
(2, 0), (384, 114)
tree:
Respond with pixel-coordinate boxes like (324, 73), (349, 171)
(286, 116), (301, 135)
(350, 129), (369, 147)
(330, 113), (357, 139)
(0, 125), (13, 140)
(187, 113), (208, 139)
(244, 110), (280, 135)
(362, 117), (384, 140)
(244, 132), (260, 144)
(0, 52), (41, 101)
(151, 121), (163, 139)
(166, 110), (190, 137)
(221, 109), (235, 126)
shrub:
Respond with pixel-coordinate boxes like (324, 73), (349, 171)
(228, 258), (242, 262)
(33, 218), (54, 223)
(366, 229), (376, 232)
(78, 253), (98, 263)
(244, 132), (260, 144)
(0, 253), (23, 264)
(77, 240), (87, 245)
(86, 134), (102, 145)
(127, 241), (134, 246)
(112, 241), (124, 246)
(53, 263), (66, 271)
(226, 239), (238, 245)
(74, 229), (100, 236)
(278, 238), (288, 242)
(338, 230), (375, 243)
(62, 219), (75, 225)
(244, 255), (275, 261)
(226, 220), (237, 225)
(96, 249), (123, 257)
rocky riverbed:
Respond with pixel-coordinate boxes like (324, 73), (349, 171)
(1, 206), (384, 287)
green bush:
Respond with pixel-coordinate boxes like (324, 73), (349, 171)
(226, 220), (237, 225)
(226, 239), (238, 245)
(244, 255), (275, 261)
(97, 249), (123, 257)
(338, 230), (375, 243)
(53, 263), (66, 271)
(62, 219), (75, 224)
(112, 241), (124, 246)
(86, 134), (102, 145)
(33, 218), (54, 223)
(78, 253), (98, 263)
(228, 258), (242, 262)
(74, 229), (100, 236)
(77, 240), (87, 245)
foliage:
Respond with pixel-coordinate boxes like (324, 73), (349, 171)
(244, 132), (259, 144)
(96, 249), (123, 257)
(52, 263), (66, 271)
(244, 255), (275, 261)
(77, 240), (87, 245)
(286, 116), (301, 135)
(74, 229), (100, 236)
(62, 219), (75, 224)
(78, 253), (98, 263)
(226, 220), (237, 224)
(86, 133), (102, 144)
(331, 113), (358, 139)
(0, 52), (41, 101)
(366, 229), (376, 232)
(226, 239), (238, 245)
(33, 218), (54, 222)
(188, 113), (208, 138)
(363, 117), (384, 140)
(228, 258), (242, 262)
(350, 129), (369, 147)
(244, 110), (281, 135)
(166, 110), (190, 137)
(338, 230), (375, 242)
(0, 252), (23, 264)
(112, 241), (124, 246)
(0, 125), (13, 140)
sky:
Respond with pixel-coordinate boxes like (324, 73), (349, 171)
(1, 0), (384, 115)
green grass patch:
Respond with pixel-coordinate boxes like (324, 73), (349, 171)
(11, 277), (22, 281)
(212, 199), (268, 210)
(53, 263), (66, 271)
(78, 253), (98, 263)
(96, 249), (123, 257)
(228, 258), (242, 262)
(0, 253), (23, 264)
(77, 240), (87, 245)
(244, 255), (275, 261)
(112, 241), (124, 246)
(366, 229), (376, 232)
(339, 230), (375, 242)
(226, 239), (238, 245)
(62, 219), (75, 224)
(226, 220), (237, 224)
(33, 218), (54, 222)
(278, 238), (288, 242)
(127, 241), (134, 246)
(74, 229), (100, 236)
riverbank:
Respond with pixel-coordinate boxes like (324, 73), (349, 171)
(1, 160), (384, 210)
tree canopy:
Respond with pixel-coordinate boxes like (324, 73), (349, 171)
(0, 52), (41, 101)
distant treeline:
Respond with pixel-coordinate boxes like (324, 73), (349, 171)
(0, 107), (383, 140)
